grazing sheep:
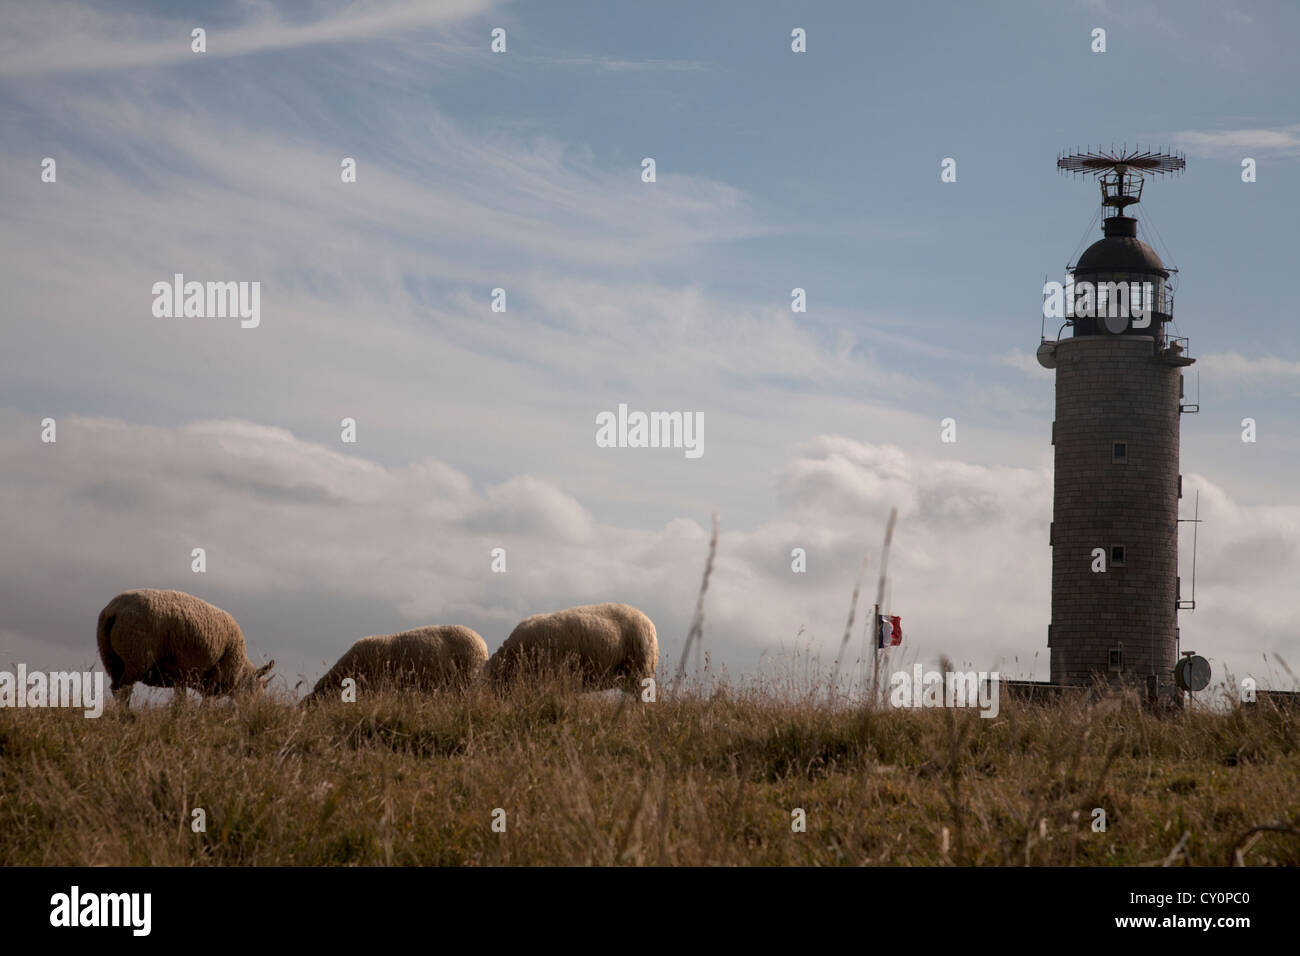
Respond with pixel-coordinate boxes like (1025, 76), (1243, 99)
(96, 589), (274, 707)
(305, 626), (489, 702)
(486, 603), (658, 693)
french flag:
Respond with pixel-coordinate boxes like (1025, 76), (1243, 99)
(877, 615), (902, 648)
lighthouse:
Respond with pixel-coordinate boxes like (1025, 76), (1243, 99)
(1040, 149), (1193, 692)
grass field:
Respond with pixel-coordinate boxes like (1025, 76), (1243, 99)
(2, 673), (1298, 866)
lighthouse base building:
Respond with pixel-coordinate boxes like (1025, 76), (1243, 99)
(1048, 332), (1189, 686)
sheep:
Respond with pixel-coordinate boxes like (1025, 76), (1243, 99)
(305, 626), (489, 703)
(96, 589), (274, 707)
(486, 603), (658, 694)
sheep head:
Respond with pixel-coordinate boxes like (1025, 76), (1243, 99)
(238, 659), (276, 695)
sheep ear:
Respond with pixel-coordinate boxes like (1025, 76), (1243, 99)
(256, 660), (275, 678)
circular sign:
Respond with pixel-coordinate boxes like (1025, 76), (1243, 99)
(1175, 655), (1211, 692)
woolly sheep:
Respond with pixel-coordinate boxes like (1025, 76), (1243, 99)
(486, 603), (658, 693)
(305, 626), (489, 702)
(96, 589), (274, 707)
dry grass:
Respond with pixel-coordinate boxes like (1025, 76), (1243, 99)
(2, 672), (1298, 866)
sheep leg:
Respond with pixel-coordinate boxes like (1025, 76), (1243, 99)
(109, 657), (141, 710)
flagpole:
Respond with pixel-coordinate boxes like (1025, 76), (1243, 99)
(871, 507), (897, 709)
(872, 601), (880, 706)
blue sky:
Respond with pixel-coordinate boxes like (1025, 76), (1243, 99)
(1, 0), (1298, 695)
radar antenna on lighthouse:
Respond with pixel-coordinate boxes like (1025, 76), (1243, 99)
(1056, 146), (1185, 205)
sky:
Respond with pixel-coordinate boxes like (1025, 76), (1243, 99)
(1, 0), (1298, 698)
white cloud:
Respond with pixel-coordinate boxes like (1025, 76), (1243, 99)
(2, 413), (1294, 693)
(1201, 351), (1300, 380)
(992, 348), (1053, 380)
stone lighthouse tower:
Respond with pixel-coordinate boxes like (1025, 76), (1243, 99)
(1040, 149), (1192, 690)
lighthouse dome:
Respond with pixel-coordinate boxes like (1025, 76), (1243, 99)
(1074, 215), (1169, 277)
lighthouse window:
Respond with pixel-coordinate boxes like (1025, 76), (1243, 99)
(1111, 545), (1126, 567)
(1112, 442), (1128, 463)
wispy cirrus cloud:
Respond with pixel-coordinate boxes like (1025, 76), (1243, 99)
(536, 56), (710, 73)
(1174, 124), (1300, 159)
(0, 0), (503, 76)
(0, 38), (943, 532)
